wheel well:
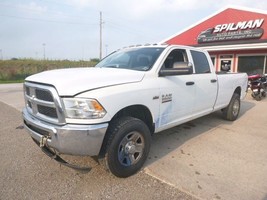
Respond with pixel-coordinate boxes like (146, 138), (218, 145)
(98, 105), (154, 159)
(234, 87), (241, 96)
(112, 105), (154, 134)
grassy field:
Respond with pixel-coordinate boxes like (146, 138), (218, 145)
(0, 59), (98, 83)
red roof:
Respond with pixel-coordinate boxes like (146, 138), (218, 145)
(164, 7), (267, 46)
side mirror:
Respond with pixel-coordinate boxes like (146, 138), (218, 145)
(159, 62), (193, 77)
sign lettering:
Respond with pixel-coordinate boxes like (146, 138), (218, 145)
(197, 18), (264, 43)
(214, 19), (264, 33)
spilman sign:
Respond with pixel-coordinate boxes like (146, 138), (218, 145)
(198, 19), (264, 43)
(214, 19), (264, 33)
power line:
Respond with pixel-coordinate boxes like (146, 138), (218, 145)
(0, 2), (161, 40)
(103, 14), (163, 41)
(0, 14), (97, 26)
(105, 21), (145, 37)
(104, 22), (161, 42)
(35, 0), (100, 13)
(0, 2), (98, 24)
(0, 2), (161, 39)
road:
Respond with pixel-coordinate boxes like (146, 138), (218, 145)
(0, 101), (194, 200)
(0, 83), (24, 111)
(0, 83), (195, 200)
(1, 83), (267, 200)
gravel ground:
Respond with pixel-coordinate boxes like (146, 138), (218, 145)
(0, 101), (197, 200)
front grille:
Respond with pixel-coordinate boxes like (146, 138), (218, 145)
(37, 105), (58, 118)
(35, 89), (54, 102)
(26, 86), (30, 96)
(24, 82), (65, 124)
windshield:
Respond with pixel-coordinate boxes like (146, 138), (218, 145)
(95, 47), (165, 71)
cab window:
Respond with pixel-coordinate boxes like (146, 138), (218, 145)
(190, 50), (211, 73)
(162, 49), (188, 69)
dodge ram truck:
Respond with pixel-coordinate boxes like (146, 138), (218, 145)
(22, 44), (248, 177)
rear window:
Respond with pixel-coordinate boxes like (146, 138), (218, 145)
(190, 50), (211, 74)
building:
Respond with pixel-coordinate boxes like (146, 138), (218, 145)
(162, 6), (267, 75)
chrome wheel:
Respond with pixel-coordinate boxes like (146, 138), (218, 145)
(232, 99), (240, 117)
(105, 117), (151, 177)
(222, 93), (240, 121)
(118, 131), (145, 166)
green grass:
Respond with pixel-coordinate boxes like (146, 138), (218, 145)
(0, 80), (25, 84)
(0, 59), (98, 83)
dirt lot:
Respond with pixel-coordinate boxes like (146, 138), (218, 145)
(0, 101), (195, 200)
(1, 83), (267, 200)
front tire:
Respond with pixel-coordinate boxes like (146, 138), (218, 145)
(105, 117), (151, 178)
(222, 93), (240, 121)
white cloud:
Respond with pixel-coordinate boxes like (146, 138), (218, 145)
(64, 0), (267, 20)
(1, 0), (267, 59)
(18, 2), (47, 13)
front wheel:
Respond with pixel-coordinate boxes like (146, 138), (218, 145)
(105, 117), (151, 178)
(222, 93), (240, 121)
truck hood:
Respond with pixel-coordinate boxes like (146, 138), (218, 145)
(26, 67), (145, 96)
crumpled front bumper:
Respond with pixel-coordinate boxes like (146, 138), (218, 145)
(23, 108), (108, 156)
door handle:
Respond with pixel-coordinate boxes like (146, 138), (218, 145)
(186, 81), (195, 86)
(211, 79), (217, 83)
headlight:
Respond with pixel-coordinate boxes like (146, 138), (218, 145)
(63, 98), (106, 119)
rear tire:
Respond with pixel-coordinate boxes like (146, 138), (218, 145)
(222, 93), (240, 121)
(255, 94), (262, 101)
(105, 117), (151, 178)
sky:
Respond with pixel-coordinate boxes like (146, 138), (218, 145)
(0, 0), (267, 60)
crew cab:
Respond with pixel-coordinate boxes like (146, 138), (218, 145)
(22, 44), (248, 177)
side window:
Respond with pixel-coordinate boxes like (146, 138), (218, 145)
(163, 49), (188, 69)
(190, 50), (211, 73)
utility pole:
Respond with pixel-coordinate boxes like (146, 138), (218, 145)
(99, 11), (103, 60)
(0, 49), (3, 60)
(42, 43), (46, 60)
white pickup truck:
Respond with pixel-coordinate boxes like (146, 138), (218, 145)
(23, 44), (248, 177)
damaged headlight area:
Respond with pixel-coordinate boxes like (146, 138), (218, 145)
(63, 98), (106, 119)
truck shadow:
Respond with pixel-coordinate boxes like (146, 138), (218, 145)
(145, 100), (255, 167)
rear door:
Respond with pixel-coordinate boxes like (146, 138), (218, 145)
(190, 50), (217, 117)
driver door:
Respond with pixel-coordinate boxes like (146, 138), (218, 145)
(158, 48), (195, 130)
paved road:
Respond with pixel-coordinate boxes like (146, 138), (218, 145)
(0, 83), (24, 111)
(1, 83), (267, 200)
(146, 97), (267, 200)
